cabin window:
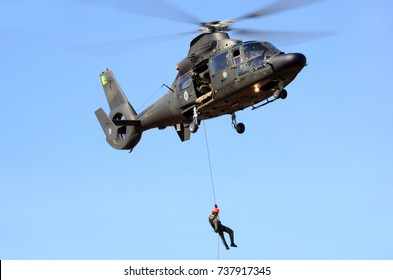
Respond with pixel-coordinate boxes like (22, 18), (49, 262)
(178, 72), (192, 91)
(211, 51), (230, 74)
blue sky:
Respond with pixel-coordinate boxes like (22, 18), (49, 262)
(1, 0), (392, 260)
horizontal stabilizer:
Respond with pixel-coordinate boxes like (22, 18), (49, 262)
(112, 119), (141, 127)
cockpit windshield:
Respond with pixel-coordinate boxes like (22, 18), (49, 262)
(263, 42), (281, 54)
(243, 41), (281, 70)
(244, 42), (267, 61)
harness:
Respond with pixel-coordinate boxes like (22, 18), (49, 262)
(209, 215), (222, 232)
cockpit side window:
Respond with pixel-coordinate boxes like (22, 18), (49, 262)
(232, 48), (247, 76)
(178, 72), (192, 91)
(210, 51), (230, 74)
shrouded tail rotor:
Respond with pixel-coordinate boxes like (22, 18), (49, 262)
(95, 69), (142, 150)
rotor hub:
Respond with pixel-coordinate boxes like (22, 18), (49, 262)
(199, 20), (236, 33)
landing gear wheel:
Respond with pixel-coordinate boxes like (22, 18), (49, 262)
(190, 106), (199, 133)
(274, 89), (288, 99)
(231, 113), (245, 134)
(236, 123), (245, 134)
(280, 89), (287, 99)
(189, 122), (199, 133)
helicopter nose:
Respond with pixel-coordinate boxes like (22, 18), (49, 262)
(268, 53), (307, 73)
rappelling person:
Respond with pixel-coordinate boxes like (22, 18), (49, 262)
(208, 204), (237, 250)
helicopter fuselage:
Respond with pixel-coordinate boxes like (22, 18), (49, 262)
(95, 32), (306, 150)
(137, 33), (306, 128)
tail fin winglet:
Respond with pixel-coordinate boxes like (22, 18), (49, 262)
(95, 108), (118, 141)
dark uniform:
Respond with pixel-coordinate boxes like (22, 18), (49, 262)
(192, 71), (211, 96)
(208, 206), (237, 250)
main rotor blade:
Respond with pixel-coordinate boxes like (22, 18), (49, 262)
(77, 0), (201, 26)
(232, 28), (334, 46)
(234, 0), (320, 21)
(71, 31), (199, 55)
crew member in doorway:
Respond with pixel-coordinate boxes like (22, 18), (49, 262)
(208, 204), (237, 250)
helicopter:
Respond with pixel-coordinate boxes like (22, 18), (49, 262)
(95, 0), (320, 151)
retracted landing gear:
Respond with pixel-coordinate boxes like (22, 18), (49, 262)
(231, 113), (245, 134)
(189, 106), (199, 133)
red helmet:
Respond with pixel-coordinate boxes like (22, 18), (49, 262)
(212, 207), (219, 214)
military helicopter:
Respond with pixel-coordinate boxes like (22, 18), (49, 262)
(95, 0), (321, 151)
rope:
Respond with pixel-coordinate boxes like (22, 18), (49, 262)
(136, 85), (166, 111)
(203, 122), (217, 204)
(216, 234), (220, 260)
(203, 122), (220, 259)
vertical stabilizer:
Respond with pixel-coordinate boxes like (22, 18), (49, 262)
(100, 69), (137, 116)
